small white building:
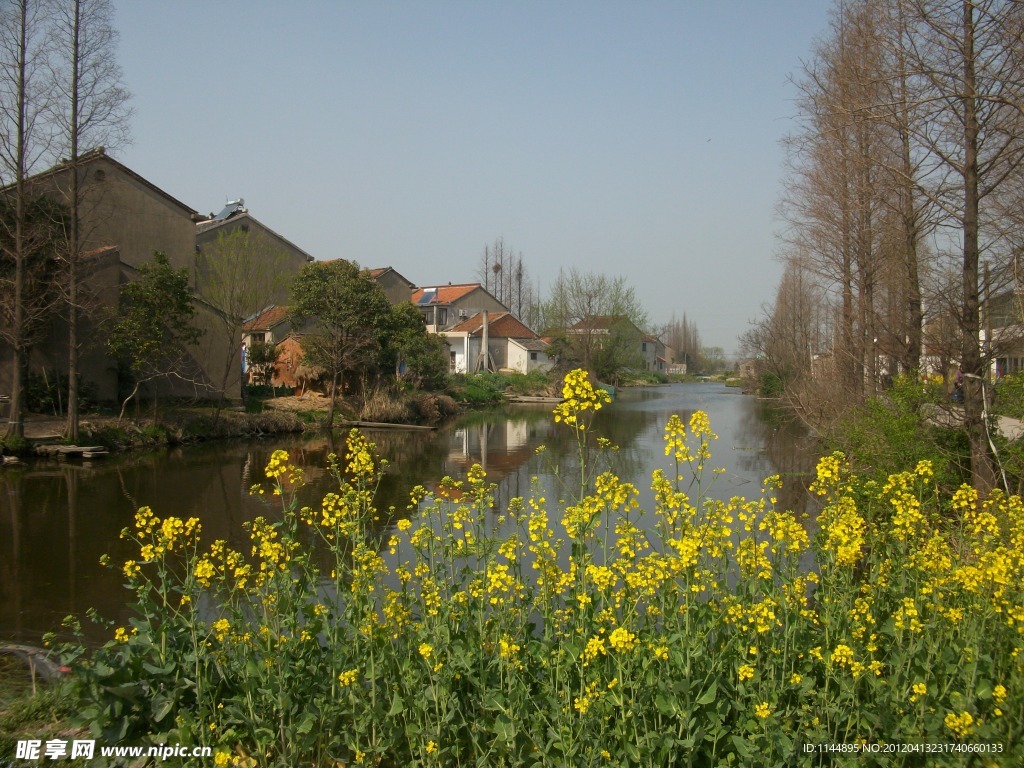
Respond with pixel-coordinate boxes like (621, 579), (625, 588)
(441, 312), (553, 374)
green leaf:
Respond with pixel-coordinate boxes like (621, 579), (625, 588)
(655, 693), (677, 717)
(495, 715), (516, 744)
(730, 735), (755, 758)
(695, 681), (718, 706)
(387, 693), (405, 717)
(151, 694), (174, 723)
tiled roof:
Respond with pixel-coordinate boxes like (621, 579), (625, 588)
(446, 311), (539, 339)
(243, 305), (292, 332)
(411, 283), (482, 305)
(368, 266), (416, 288)
(513, 338), (549, 352)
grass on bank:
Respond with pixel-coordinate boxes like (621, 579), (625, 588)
(0, 655), (77, 759)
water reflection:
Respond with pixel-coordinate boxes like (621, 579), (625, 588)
(0, 383), (819, 644)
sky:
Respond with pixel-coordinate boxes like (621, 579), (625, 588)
(112, 1), (833, 355)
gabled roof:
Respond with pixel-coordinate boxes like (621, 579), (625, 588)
(196, 211), (315, 262)
(243, 305), (292, 332)
(368, 266), (416, 288)
(569, 315), (638, 332)
(446, 311), (539, 340)
(411, 283), (484, 306)
(24, 147), (198, 217)
(511, 338), (550, 353)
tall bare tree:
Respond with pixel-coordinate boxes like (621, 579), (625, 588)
(195, 227), (294, 406)
(47, 0), (130, 441)
(476, 236), (536, 321)
(896, 0), (1024, 491)
(0, 0), (55, 440)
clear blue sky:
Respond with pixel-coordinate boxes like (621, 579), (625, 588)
(113, 1), (832, 354)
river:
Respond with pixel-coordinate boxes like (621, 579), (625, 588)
(0, 383), (819, 644)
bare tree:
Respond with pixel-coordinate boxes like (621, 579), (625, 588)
(540, 267), (648, 381)
(47, 0), (130, 441)
(0, 0), (55, 439)
(476, 236), (537, 321)
(895, 0), (1024, 492)
(195, 227), (294, 406)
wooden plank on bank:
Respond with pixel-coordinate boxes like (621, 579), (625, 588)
(505, 395), (563, 404)
(340, 420), (436, 431)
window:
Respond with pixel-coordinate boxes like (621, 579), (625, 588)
(530, 352), (538, 361)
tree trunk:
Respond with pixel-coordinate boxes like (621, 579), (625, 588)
(961, 0), (996, 493)
(65, 0), (82, 443)
(5, 2), (30, 442)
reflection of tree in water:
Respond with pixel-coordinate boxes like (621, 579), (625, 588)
(734, 399), (820, 515)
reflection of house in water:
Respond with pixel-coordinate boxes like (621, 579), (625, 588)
(434, 415), (555, 489)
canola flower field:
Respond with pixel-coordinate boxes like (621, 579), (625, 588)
(56, 370), (1024, 766)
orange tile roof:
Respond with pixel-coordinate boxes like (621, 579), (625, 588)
(446, 311), (539, 339)
(410, 283), (482, 305)
(243, 305), (291, 331)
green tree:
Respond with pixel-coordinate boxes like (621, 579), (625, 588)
(290, 259), (392, 429)
(106, 251), (202, 419)
(385, 301), (448, 390)
(541, 268), (648, 383)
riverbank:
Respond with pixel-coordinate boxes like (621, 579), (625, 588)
(3, 390), (464, 459)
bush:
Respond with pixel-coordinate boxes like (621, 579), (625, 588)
(829, 374), (968, 489)
(57, 371), (1024, 766)
(0, 434), (29, 456)
(25, 371), (97, 416)
(448, 370), (555, 405)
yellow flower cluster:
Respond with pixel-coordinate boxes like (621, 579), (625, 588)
(608, 626), (638, 653)
(552, 369), (611, 428)
(818, 494), (865, 568)
(943, 710), (975, 739)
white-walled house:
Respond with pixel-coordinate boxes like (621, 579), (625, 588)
(441, 312), (552, 374)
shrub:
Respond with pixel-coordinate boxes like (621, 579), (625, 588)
(829, 374), (968, 490)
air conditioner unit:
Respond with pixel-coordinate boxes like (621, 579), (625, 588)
(458, 309), (469, 318)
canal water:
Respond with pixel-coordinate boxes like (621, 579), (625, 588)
(0, 383), (819, 644)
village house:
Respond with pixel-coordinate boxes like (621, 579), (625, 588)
(1, 149), (319, 406)
(195, 198), (314, 308)
(0, 149), (243, 403)
(240, 265), (418, 391)
(567, 315), (668, 373)
(440, 311), (552, 374)
(368, 267), (416, 305)
(411, 283), (508, 333)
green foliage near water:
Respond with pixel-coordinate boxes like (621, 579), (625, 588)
(447, 370), (553, 405)
(53, 371), (1024, 766)
(828, 375), (969, 490)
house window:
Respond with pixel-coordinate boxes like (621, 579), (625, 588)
(530, 352), (538, 361)
(642, 342), (647, 352)
(449, 351), (457, 371)
(437, 308), (448, 326)
(251, 332), (266, 343)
